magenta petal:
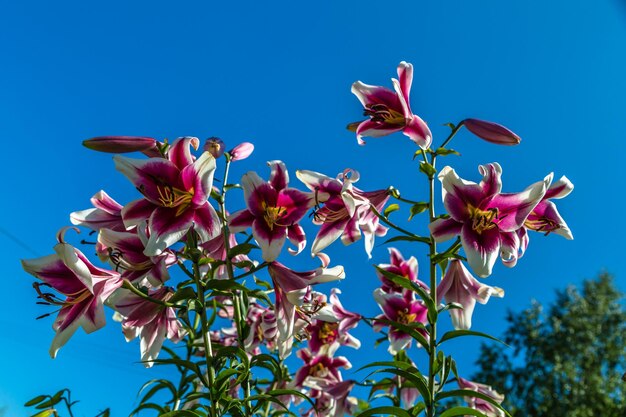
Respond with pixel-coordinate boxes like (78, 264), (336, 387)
(287, 224), (306, 255)
(500, 230), (521, 267)
(429, 217), (463, 242)
(340, 216), (362, 245)
(312, 217), (350, 254)
(193, 203), (221, 242)
(122, 199), (155, 229)
(396, 61), (413, 106)
(351, 81), (402, 108)
(253, 219), (286, 262)
(247, 181), (278, 217)
(277, 188), (312, 224)
(145, 207), (195, 256)
(269, 160), (289, 191)
(544, 175), (574, 200)
(487, 179), (546, 232)
(181, 152), (216, 205)
(403, 115), (432, 150)
(168, 137), (199, 170)
(91, 190), (123, 214)
(461, 224), (501, 278)
(114, 156), (183, 205)
(355, 119), (404, 142)
(228, 209), (256, 232)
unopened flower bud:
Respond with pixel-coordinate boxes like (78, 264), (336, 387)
(229, 142), (254, 161)
(203, 137), (225, 158)
(83, 136), (158, 153)
(462, 118), (521, 145)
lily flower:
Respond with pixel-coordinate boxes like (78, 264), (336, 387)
(70, 190), (126, 232)
(306, 289), (361, 353)
(296, 168), (389, 258)
(429, 163), (547, 277)
(111, 286), (185, 367)
(268, 261), (345, 358)
(525, 173), (573, 239)
(21, 228), (122, 358)
(295, 346), (351, 390)
(458, 377), (505, 417)
(229, 161), (312, 262)
(97, 227), (176, 287)
(349, 61), (432, 149)
(114, 137), (221, 256)
(437, 260), (504, 330)
(376, 247), (428, 297)
(373, 288), (429, 354)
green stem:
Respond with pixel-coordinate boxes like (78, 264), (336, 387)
(437, 122), (465, 154)
(218, 156), (252, 415)
(425, 154), (438, 417)
(370, 205), (430, 244)
(233, 261), (270, 280)
(191, 250), (218, 417)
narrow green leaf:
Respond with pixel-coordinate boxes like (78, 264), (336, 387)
(438, 406), (489, 417)
(24, 395), (47, 407)
(435, 147), (461, 156)
(356, 405), (413, 417)
(384, 203), (400, 217)
(228, 243), (258, 258)
(438, 330), (508, 346)
(408, 202), (429, 220)
(357, 360), (414, 372)
(30, 410), (56, 417)
(374, 266), (437, 316)
(383, 235), (431, 245)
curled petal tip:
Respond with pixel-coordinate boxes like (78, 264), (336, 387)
(462, 118), (521, 145)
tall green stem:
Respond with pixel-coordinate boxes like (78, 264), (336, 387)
(218, 155), (252, 415)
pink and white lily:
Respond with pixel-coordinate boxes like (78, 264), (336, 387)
(458, 377), (505, 417)
(350, 61), (432, 149)
(111, 286), (185, 367)
(437, 260), (504, 330)
(306, 289), (361, 353)
(294, 346), (351, 390)
(373, 288), (429, 354)
(114, 137), (221, 256)
(267, 261), (345, 358)
(97, 227), (176, 287)
(229, 161), (312, 262)
(429, 163), (547, 277)
(376, 247), (428, 298)
(296, 168), (390, 258)
(525, 173), (573, 239)
(21, 229), (122, 358)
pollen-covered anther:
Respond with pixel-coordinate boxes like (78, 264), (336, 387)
(468, 206), (499, 233)
(317, 322), (339, 344)
(364, 103), (405, 125)
(396, 308), (418, 325)
(262, 202), (288, 230)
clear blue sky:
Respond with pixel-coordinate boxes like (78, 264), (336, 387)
(1, 1), (625, 415)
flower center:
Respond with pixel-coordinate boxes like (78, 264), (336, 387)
(396, 308), (417, 325)
(262, 202), (287, 230)
(309, 362), (329, 377)
(364, 103), (405, 125)
(317, 322), (339, 344)
(468, 205), (499, 233)
(155, 185), (194, 215)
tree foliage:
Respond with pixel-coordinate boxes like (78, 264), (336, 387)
(473, 273), (626, 417)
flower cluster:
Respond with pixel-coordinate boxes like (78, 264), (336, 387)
(20, 60), (573, 417)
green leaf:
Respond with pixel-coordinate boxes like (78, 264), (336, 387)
(24, 395), (48, 407)
(357, 360), (415, 372)
(438, 330), (507, 346)
(408, 202), (429, 220)
(355, 405), (413, 417)
(30, 410), (56, 417)
(438, 406), (489, 417)
(435, 147), (461, 156)
(383, 235), (431, 245)
(228, 243), (258, 258)
(384, 204), (400, 217)
(160, 411), (204, 417)
(169, 287), (196, 304)
(419, 161), (437, 177)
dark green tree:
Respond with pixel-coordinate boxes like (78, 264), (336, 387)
(473, 273), (626, 417)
